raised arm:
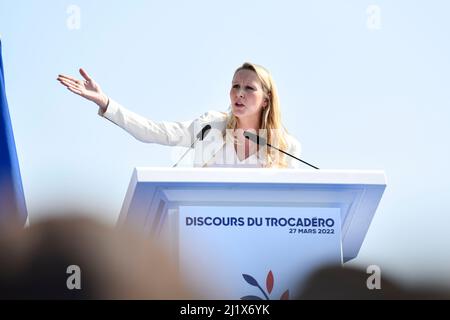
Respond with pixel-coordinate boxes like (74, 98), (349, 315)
(57, 69), (227, 148)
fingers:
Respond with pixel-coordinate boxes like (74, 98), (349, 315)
(57, 77), (74, 86)
(57, 77), (78, 88)
(79, 68), (92, 82)
(58, 77), (83, 95)
(64, 81), (80, 91)
(66, 86), (82, 95)
(64, 82), (82, 93)
(57, 74), (84, 88)
(57, 74), (80, 84)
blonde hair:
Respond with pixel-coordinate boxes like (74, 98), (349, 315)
(226, 62), (288, 168)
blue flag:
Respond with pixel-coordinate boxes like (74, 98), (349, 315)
(0, 39), (27, 226)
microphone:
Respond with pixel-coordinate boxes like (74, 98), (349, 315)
(243, 131), (319, 170)
(172, 125), (212, 167)
(196, 124), (212, 141)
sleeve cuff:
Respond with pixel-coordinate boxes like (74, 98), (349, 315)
(98, 98), (119, 119)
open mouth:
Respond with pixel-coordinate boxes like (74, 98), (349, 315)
(235, 102), (245, 107)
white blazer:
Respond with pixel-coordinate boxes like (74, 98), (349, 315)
(99, 99), (302, 168)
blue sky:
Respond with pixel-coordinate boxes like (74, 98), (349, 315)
(1, 1), (450, 289)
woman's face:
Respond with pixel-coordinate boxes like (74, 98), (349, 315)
(230, 69), (268, 123)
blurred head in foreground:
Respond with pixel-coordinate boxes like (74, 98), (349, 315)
(0, 212), (189, 299)
(295, 265), (450, 300)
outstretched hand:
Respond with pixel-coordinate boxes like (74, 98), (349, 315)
(57, 68), (109, 110)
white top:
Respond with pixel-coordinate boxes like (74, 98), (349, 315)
(204, 139), (263, 168)
(100, 99), (303, 168)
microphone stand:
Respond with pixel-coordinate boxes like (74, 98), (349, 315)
(266, 142), (319, 170)
(243, 131), (319, 170)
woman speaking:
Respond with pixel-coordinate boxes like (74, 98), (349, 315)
(57, 62), (302, 168)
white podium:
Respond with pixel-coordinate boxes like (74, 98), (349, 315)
(117, 168), (386, 299)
